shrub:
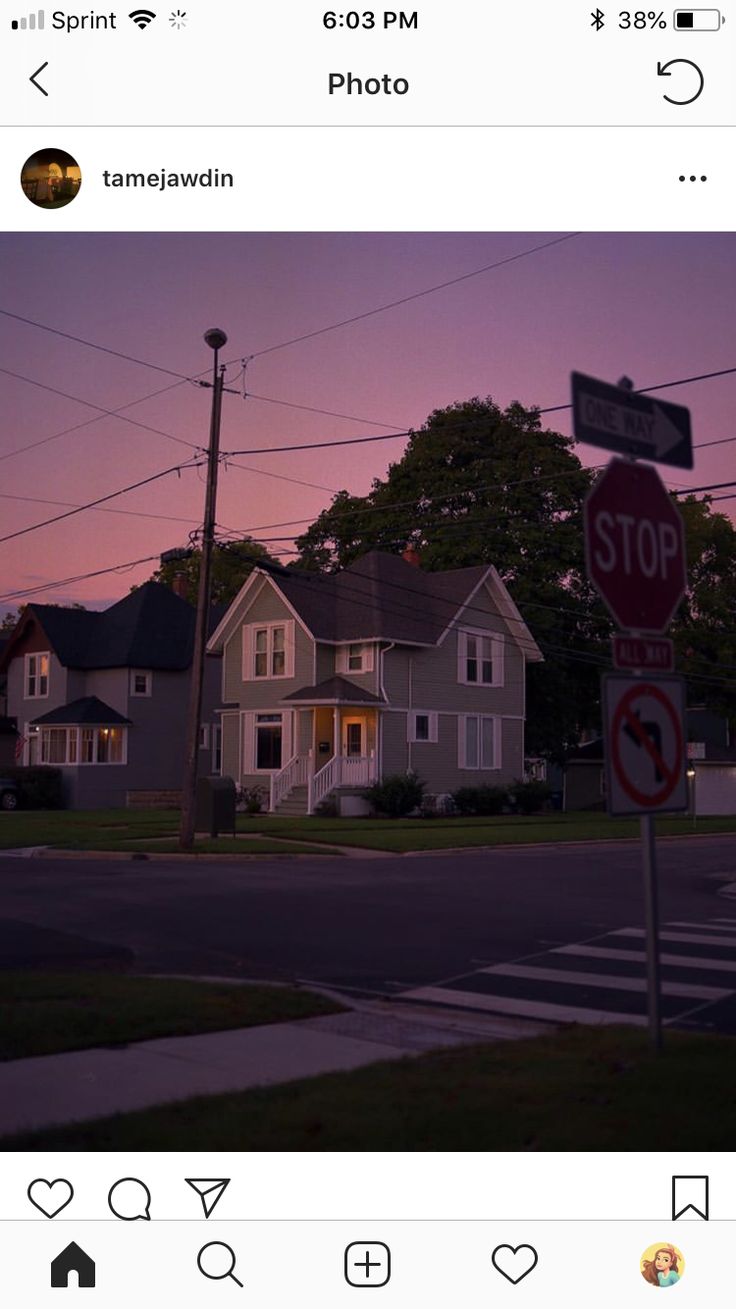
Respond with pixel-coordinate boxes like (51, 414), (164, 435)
(451, 785), (507, 817)
(364, 772), (426, 818)
(314, 795), (339, 818)
(236, 785), (268, 815)
(1, 766), (64, 809)
(508, 780), (552, 815)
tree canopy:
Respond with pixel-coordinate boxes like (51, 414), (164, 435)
(295, 396), (736, 758)
(145, 537), (278, 608)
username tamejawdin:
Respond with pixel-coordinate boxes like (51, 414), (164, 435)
(103, 169), (234, 190)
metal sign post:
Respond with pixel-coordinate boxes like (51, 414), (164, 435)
(576, 371), (692, 1052)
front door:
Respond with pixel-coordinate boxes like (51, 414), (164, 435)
(342, 717), (365, 757)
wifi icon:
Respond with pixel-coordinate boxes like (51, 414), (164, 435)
(129, 8), (156, 27)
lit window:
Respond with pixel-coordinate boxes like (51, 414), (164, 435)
(25, 652), (50, 698)
(96, 726), (124, 764)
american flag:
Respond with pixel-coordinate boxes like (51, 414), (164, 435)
(14, 736), (26, 761)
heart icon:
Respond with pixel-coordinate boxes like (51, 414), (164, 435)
(27, 1178), (74, 1219)
(491, 1244), (538, 1284)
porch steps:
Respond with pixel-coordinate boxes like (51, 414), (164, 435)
(273, 784), (309, 817)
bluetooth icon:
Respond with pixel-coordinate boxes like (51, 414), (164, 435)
(591, 7), (605, 28)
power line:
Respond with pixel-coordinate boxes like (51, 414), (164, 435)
(0, 490), (210, 528)
(244, 390), (408, 431)
(235, 233), (583, 362)
(0, 366), (202, 454)
(0, 553), (163, 606)
(0, 307), (193, 380)
(0, 457), (204, 546)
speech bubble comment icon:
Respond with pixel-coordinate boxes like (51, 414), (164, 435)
(108, 1178), (152, 1221)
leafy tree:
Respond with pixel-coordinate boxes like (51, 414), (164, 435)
(146, 537), (278, 608)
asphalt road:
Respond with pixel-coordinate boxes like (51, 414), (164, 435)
(0, 838), (734, 1012)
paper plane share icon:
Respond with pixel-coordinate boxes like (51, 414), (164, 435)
(185, 1178), (230, 1218)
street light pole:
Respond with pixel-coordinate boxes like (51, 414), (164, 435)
(179, 328), (228, 851)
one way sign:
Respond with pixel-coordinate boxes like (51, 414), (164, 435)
(572, 372), (693, 469)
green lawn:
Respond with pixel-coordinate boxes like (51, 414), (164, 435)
(1, 807), (734, 855)
(6, 1026), (736, 1149)
(0, 972), (342, 1061)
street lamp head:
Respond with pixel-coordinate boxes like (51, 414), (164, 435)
(204, 327), (228, 351)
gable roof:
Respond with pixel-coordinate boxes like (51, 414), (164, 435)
(0, 583), (224, 674)
(209, 551), (543, 658)
(31, 696), (132, 726)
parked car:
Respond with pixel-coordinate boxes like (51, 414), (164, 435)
(0, 778), (20, 811)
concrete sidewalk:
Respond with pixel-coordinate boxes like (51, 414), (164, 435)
(0, 1002), (546, 1138)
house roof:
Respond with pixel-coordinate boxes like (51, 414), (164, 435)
(0, 583), (224, 674)
(30, 696), (132, 726)
(209, 551), (543, 660)
(281, 676), (384, 706)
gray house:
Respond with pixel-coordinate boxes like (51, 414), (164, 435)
(0, 583), (222, 808)
(207, 550), (543, 814)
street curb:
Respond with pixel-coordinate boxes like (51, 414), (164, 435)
(16, 847), (345, 863)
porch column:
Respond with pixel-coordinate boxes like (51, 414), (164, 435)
(332, 707), (338, 757)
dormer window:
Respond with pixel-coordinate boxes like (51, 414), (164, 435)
(337, 643), (374, 674)
(25, 652), (49, 699)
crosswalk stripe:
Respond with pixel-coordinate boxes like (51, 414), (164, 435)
(665, 920), (736, 934)
(402, 985), (647, 1026)
(484, 962), (729, 1001)
(556, 944), (736, 973)
(613, 928), (736, 949)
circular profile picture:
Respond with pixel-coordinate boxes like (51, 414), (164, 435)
(641, 1243), (685, 1288)
(21, 148), (82, 209)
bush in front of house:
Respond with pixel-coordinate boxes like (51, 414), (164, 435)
(1, 766), (64, 809)
(364, 772), (426, 818)
(450, 785), (507, 817)
(508, 780), (553, 815)
(236, 785), (269, 815)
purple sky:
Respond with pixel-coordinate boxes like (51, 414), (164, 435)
(0, 231), (734, 612)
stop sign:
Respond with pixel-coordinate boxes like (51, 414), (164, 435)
(584, 458), (687, 633)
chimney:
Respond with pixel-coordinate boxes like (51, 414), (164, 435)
(172, 571), (189, 601)
(401, 545), (422, 568)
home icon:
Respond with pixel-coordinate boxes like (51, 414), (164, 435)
(51, 1242), (96, 1288)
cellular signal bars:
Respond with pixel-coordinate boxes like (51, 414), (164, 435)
(11, 8), (45, 28)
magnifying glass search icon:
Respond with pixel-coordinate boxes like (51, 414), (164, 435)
(197, 1242), (243, 1288)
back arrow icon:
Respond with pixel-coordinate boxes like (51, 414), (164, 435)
(30, 62), (49, 96)
(657, 58), (704, 105)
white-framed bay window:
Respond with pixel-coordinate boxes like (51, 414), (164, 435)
(40, 724), (127, 765)
(336, 642), (374, 674)
(242, 620), (295, 681)
(458, 714), (501, 770)
(241, 710), (294, 774)
(457, 629), (504, 687)
(25, 652), (50, 699)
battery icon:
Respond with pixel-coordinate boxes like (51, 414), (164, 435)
(674, 9), (724, 28)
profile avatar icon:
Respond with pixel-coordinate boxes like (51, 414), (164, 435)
(641, 1243), (684, 1288)
(21, 148), (82, 209)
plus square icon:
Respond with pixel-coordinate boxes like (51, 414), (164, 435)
(344, 1242), (391, 1288)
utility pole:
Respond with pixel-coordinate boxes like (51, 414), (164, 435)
(179, 328), (228, 850)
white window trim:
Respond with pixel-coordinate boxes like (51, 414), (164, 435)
(198, 724), (210, 749)
(251, 710), (293, 774)
(38, 724), (129, 766)
(212, 723), (223, 775)
(408, 710), (439, 744)
(457, 629), (505, 688)
(458, 714), (502, 771)
(242, 620), (295, 682)
(24, 651), (50, 700)
(336, 642), (375, 675)
(130, 669), (152, 697)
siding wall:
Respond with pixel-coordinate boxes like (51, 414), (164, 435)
(382, 710), (524, 791)
(222, 581), (313, 708)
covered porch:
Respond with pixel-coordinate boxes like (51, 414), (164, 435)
(271, 677), (382, 813)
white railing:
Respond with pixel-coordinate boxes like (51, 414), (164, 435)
(308, 752), (377, 813)
(270, 754), (310, 810)
(309, 754), (339, 813)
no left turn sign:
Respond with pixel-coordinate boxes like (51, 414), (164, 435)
(602, 674), (688, 816)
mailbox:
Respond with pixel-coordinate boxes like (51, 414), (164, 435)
(195, 775), (236, 838)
